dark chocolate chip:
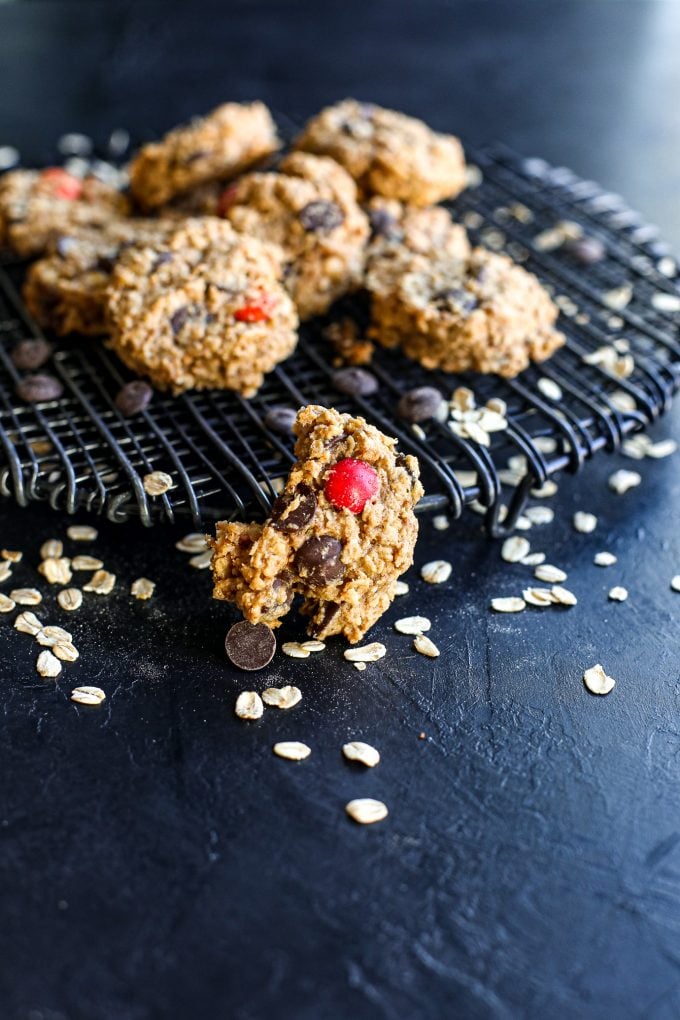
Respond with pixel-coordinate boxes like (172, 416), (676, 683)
(264, 406), (297, 435)
(396, 453), (415, 478)
(309, 600), (341, 635)
(331, 367), (379, 396)
(368, 207), (403, 241)
(94, 255), (116, 273)
(271, 483), (317, 532)
(115, 380), (153, 416)
(15, 373), (63, 403)
(294, 535), (344, 586)
(262, 576), (294, 616)
(564, 236), (606, 265)
(10, 338), (53, 371)
(299, 200), (345, 234)
(170, 306), (190, 334)
(225, 620), (276, 671)
(151, 251), (173, 271)
(397, 386), (446, 424)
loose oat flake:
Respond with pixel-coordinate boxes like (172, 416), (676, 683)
(261, 686), (302, 710)
(300, 640), (325, 653)
(608, 586), (628, 602)
(143, 471), (173, 496)
(394, 616), (431, 635)
(394, 580), (409, 596)
(39, 557), (72, 585)
(282, 642), (310, 659)
(534, 564), (567, 584)
(37, 625), (72, 647)
(344, 642), (387, 663)
(131, 577), (155, 600)
(37, 650), (61, 678)
(522, 587), (555, 607)
(521, 552), (546, 566)
(71, 686), (106, 705)
(433, 515), (450, 531)
(175, 533), (208, 553)
(346, 799), (388, 825)
(67, 525), (98, 542)
(524, 506), (555, 526)
(189, 550), (211, 570)
(9, 588), (42, 606)
(608, 469), (642, 494)
(0, 593), (15, 613)
(594, 552), (617, 567)
(671, 576), (680, 592)
(647, 439), (677, 459)
(537, 378), (563, 402)
(342, 742), (380, 768)
(57, 588), (82, 611)
(551, 585), (578, 606)
(420, 560), (452, 584)
(40, 539), (63, 559)
(531, 480), (558, 499)
(501, 536), (530, 563)
(583, 664), (616, 696)
(15, 611), (42, 635)
(0, 561), (12, 582)
(273, 741), (311, 761)
(573, 511), (598, 533)
(490, 597), (526, 613)
(414, 634), (440, 658)
(354, 662), (367, 672)
(53, 642), (79, 662)
(71, 555), (104, 571)
(1, 549), (22, 563)
(83, 570), (116, 595)
(234, 691), (264, 720)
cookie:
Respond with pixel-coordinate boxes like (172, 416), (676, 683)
(366, 247), (564, 377)
(106, 217), (298, 395)
(210, 404), (423, 644)
(0, 168), (130, 258)
(128, 101), (280, 209)
(23, 220), (174, 336)
(154, 179), (224, 220)
(294, 99), (466, 206)
(224, 152), (370, 319)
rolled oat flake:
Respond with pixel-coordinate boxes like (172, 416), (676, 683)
(225, 620), (276, 671)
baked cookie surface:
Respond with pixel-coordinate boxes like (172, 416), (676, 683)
(210, 404), (423, 644)
(294, 99), (466, 206)
(224, 152), (370, 318)
(366, 198), (471, 264)
(106, 217), (298, 395)
(129, 101), (280, 209)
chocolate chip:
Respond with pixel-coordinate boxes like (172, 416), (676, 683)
(170, 306), (190, 334)
(434, 288), (478, 313)
(396, 453), (416, 478)
(94, 255), (116, 273)
(264, 406), (297, 435)
(564, 236), (606, 265)
(151, 251), (173, 271)
(225, 620), (276, 671)
(15, 373), (63, 403)
(331, 367), (379, 397)
(368, 208), (403, 241)
(299, 200), (344, 234)
(271, 483), (317, 532)
(308, 600), (341, 635)
(397, 386), (446, 424)
(11, 338), (53, 371)
(294, 535), (344, 586)
(262, 576), (294, 616)
(115, 380), (153, 416)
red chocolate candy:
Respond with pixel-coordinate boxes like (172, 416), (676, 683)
(325, 458), (380, 513)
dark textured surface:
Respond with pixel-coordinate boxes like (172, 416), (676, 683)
(1, 3), (680, 1018)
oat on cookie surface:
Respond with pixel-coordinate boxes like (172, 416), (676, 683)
(128, 101), (280, 209)
(366, 198), (470, 266)
(224, 152), (370, 318)
(0, 168), (130, 258)
(210, 404), (423, 644)
(294, 99), (466, 206)
(366, 246), (564, 377)
(106, 217), (298, 395)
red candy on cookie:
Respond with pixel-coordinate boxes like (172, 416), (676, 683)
(39, 168), (83, 201)
(325, 458), (380, 513)
(234, 295), (274, 323)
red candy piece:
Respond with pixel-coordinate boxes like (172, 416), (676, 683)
(217, 183), (239, 217)
(234, 295), (274, 323)
(39, 168), (83, 201)
(325, 458), (380, 514)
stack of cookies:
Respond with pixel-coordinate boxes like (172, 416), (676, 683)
(0, 98), (564, 397)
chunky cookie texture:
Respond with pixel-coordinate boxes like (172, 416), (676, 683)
(24, 220), (173, 336)
(106, 217), (298, 395)
(129, 101), (280, 209)
(210, 404), (423, 644)
(366, 197), (470, 264)
(366, 246), (564, 377)
(294, 99), (467, 207)
(0, 169), (130, 258)
(224, 152), (370, 319)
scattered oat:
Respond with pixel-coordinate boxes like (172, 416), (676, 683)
(346, 798), (388, 825)
(670, 576), (680, 592)
(53, 642), (79, 662)
(608, 586), (628, 602)
(57, 588), (82, 611)
(300, 639), (325, 653)
(603, 283), (633, 310)
(524, 506), (555, 526)
(394, 580), (409, 596)
(534, 564), (567, 583)
(143, 471), (174, 496)
(273, 741), (311, 761)
(648, 439), (677, 459)
(71, 685), (106, 705)
(36, 625), (72, 647)
(594, 552), (617, 567)
(344, 642), (387, 663)
(39, 557), (72, 585)
(394, 616), (431, 635)
(1, 549), (22, 563)
(175, 533), (208, 553)
(651, 292), (680, 313)
(14, 611), (42, 635)
(0, 592), (15, 612)
(621, 434), (650, 459)
(353, 661), (367, 672)
(551, 585), (578, 606)
(9, 587), (42, 606)
(0, 560), (12, 582)
(433, 514), (450, 531)
(533, 226), (565, 252)
(609, 469), (642, 494)
(501, 536), (530, 563)
(261, 685), (302, 710)
(131, 577), (155, 600)
(533, 436), (558, 454)
(189, 550), (211, 570)
(71, 555), (104, 571)
(413, 634), (440, 658)
(420, 559), (452, 584)
(522, 587), (556, 607)
(282, 642), (310, 659)
(40, 539), (63, 559)
(573, 511), (598, 533)
(515, 516), (532, 531)
(234, 690), (264, 720)
(83, 570), (116, 595)
(37, 650), (61, 678)
(343, 742), (380, 768)
(490, 597), (526, 613)
(521, 552), (546, 566)
(583, 664), (615, 696)
(537, 378), (563, 401)
(67, 525), (98, 542)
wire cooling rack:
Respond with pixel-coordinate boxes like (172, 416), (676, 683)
(0, 142), (678, 531)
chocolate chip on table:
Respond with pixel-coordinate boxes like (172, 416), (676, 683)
(271, 483), (317, 532)
(294, 535), (344, 586)
(331, 367), (379, 397)
(115, 380), (153, 416)
(564, 236), (606, 265)
(264, 406), (297, 435)
(397, 386), (446, 424)
(11, 338), (53, 371)
(225, 620), (276, 671)
(15, 373), (63, 403)
(299, 200), (345, 234)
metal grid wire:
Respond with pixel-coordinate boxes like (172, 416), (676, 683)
(0, 143), (678, 532)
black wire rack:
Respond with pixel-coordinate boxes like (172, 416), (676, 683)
(0, 142), (678, 532)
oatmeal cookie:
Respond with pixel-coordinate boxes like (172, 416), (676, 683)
(129, 101), (280, 209)
(224, 152), (370, 318)
(210, 404), (422, 643)
(294, 99), (466, 206)
(367, 247), (564, 377)
(106, 217), (298, 395)
(0, 168), (130, 258)
(366, 197), (470, 263)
